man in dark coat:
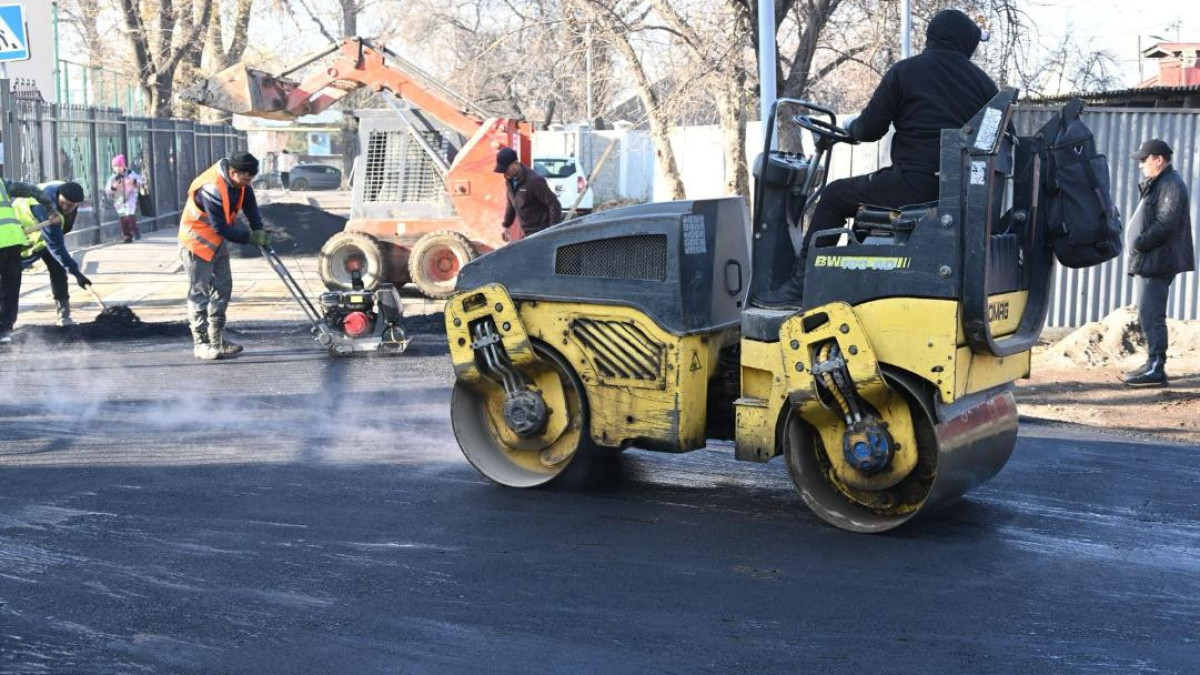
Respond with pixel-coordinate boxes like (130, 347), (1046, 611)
(1121, 138), (1195, 387)
(496, 147), (562, 240)
(754, 8), (997, 309)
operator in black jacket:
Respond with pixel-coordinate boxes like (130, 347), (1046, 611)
(754, 9), (997, 309)
(1121, 138), (1195, 387)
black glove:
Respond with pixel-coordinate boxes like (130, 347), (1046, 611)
(74, 272), (92, 288)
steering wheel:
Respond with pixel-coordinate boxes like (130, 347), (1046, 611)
(792, 114), (854, 146)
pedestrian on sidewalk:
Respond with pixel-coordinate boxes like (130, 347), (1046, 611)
(107, 154), (143, 243)
(1121, 138), (1195, 388)
(16, 181), (92, 326)
(0, 179), (60, 343)
(179, 151), (270, 361)
(278, 149), (297, 192)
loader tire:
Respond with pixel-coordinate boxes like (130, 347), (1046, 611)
(319, 232), (387, 291)
(408, 230), (475, 299)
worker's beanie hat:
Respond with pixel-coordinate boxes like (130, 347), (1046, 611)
(58, 181), (85, 204)
(229, 151), (260, 175)
(494, 147), (519, 173)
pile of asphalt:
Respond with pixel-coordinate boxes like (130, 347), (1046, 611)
(13, 312), (190, 345)
(238, 203), (347, 258)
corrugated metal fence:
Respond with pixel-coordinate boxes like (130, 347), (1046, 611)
(1013, 106), (1200, 325)
(0, 80), (246, 251)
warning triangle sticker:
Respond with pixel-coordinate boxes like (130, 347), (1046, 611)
(689, 353), (702, 372)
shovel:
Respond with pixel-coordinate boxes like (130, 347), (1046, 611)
(84, 285), (107, 311)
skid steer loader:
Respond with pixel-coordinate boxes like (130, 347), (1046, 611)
(443, 89), (1061, 532)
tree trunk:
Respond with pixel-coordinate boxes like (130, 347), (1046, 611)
(714, 75), (749, 197)
(342, 0), (358, 36)
(577, 0), (685, 200)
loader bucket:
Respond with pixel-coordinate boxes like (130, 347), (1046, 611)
(179, 63), (300, 121)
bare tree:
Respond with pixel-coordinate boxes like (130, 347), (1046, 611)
(207, 0), (256, 71)
(116, 0), (215, 117)
(571, 0), (687, 199)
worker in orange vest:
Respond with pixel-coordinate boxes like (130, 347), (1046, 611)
(179, 151), (270, 360)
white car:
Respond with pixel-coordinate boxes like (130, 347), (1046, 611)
(532, 155), (594, 214)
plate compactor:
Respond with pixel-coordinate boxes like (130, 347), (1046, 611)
(443, 90), (1064, 532)
(260, 244), (409, 356)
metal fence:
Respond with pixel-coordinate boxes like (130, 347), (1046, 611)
(0, 80), (246, 252)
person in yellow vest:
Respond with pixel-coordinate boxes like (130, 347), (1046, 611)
(17, 181), (91, 326)
(0, 179), (60, 344)
(179, 152), (270, 360)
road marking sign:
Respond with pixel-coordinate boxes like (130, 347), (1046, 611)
(0, 4), (29, 63)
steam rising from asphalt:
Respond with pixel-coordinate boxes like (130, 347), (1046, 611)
(0, 332), (460, 469)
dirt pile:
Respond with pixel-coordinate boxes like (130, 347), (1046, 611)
(238, 203), (347, 258)
(1037, 305), (1200, 368)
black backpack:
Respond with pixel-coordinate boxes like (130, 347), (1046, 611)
(1040, 99), (1123, 268)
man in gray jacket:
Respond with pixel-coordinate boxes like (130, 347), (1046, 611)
(1122, 139), (1195, 387)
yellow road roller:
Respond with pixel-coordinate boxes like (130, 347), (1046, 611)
(444, 90), (1068, 532)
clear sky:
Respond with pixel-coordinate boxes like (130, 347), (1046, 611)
(1022, 0), (1198, 86)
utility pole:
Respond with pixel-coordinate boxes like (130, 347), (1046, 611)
(757, 0), (776, 132)
(900, 0), (912, 59)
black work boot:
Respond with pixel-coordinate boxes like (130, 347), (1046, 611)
(1121, 358), (1154, 379)
(1121, 357), (1167, 388)
(750, 276), (805, 310)
(210, 322), (244, 357)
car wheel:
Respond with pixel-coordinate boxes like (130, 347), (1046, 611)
(291, 178), (310, 191)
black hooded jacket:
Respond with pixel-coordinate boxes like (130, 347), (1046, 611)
(848, 10), (998, 174)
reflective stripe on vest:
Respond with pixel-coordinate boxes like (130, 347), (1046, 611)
(178, 163), (246, 262)
(0, 181), (28, 249)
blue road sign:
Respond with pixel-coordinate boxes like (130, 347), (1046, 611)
(0, 4), (29, 63)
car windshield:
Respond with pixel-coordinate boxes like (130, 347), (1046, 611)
(532, 158), (577, 179)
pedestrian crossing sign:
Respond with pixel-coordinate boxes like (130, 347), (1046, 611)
(0, 4), (29, 63)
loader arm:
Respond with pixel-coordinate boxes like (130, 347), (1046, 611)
(183, 37), (489, 138)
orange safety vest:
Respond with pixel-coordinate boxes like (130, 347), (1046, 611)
(178, 162), (246, 261)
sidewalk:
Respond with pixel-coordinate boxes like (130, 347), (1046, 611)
(16, 228), (445, 329)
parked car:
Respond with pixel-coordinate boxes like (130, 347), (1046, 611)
(288, 164), (343, 191)
(532, 155), (593, 214)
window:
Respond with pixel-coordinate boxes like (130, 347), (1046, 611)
(533, 158), (577, 179)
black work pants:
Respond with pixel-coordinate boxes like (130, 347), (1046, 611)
(799, 166), (939, 271)
(1137, 274), (1174, 360)
(0, 244), (23, 332)
(281, 171), (290, 190)
(36, 248), (71, 305)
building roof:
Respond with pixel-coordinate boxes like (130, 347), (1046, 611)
(1025, 84), (1200, 108)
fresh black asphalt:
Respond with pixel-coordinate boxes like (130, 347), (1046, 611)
(1, 326), (1197, 673)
